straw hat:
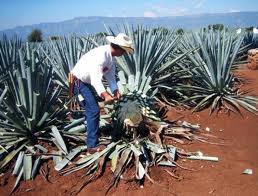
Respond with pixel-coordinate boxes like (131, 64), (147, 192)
(106, 33), (134, 54)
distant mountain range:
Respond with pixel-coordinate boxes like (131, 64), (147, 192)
(1, 12), (258, 39)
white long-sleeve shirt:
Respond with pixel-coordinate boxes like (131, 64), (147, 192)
(71, 45), (118, 96)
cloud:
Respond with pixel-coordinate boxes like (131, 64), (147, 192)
(228, 9), (240, 13)
(194, 0), (205, 9)
(149, 5), (188, 16)
(170, 7), (188, 16)
(144, 11), (157, 17)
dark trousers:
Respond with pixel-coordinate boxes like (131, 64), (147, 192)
(74, 80), (100, 148)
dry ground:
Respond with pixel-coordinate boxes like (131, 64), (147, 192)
(1, 67), (258, 196)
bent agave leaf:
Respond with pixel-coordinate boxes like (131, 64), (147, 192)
(51, 126), (68, 154)
(54, 146), (86, 171)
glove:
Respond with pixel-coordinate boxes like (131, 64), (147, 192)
(113, 89), (121, 100)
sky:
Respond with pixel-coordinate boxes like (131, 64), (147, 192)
(1, 0), (258, 30)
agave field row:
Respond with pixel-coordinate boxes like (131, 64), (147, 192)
(0, 25), (258, 193)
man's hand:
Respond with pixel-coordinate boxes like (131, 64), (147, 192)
(113, 89), (121, 100)
(101, 91), (114, 104)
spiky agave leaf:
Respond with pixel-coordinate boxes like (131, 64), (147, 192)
(74, 71), (203, 190)
(105, 25), (194, 101)
(40, 34), (106, 90)
(111, 70), (162, 140)
(33, 27), (214, 192)
(0, 35), (22, 82)
(56, 69), (211, 193)
(179, 29), (258, 114)
(0, 44), (74, 182)
(55, 72), (165, 186)
(60, 138), (179, 193)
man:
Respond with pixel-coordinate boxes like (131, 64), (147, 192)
(71, 33), (134, 153)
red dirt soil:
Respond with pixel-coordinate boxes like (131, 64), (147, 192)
(1, 67), (258, 196)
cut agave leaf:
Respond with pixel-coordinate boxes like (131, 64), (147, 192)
(130, 144), (142, 157)
(64, 117), (85, 131)
(136, 161), (146, 180)
(31, 157), (41, 179)
(145, 141), (166, 154)
(34, 145), (48, 153)
(67, 124), (85, 133)
(11, 167), (24, 194)
(53, 151), (63, 167)
(168, 147), (177, 161)
(157, 160), (176, 167)
(23, 154), (32, 180)
(51, 126), (68, 154)
(111, 154), (118, 172)
(55, 146), (86, 171)
(0, 143), (27, 169)
(12, 151), (24, 175)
